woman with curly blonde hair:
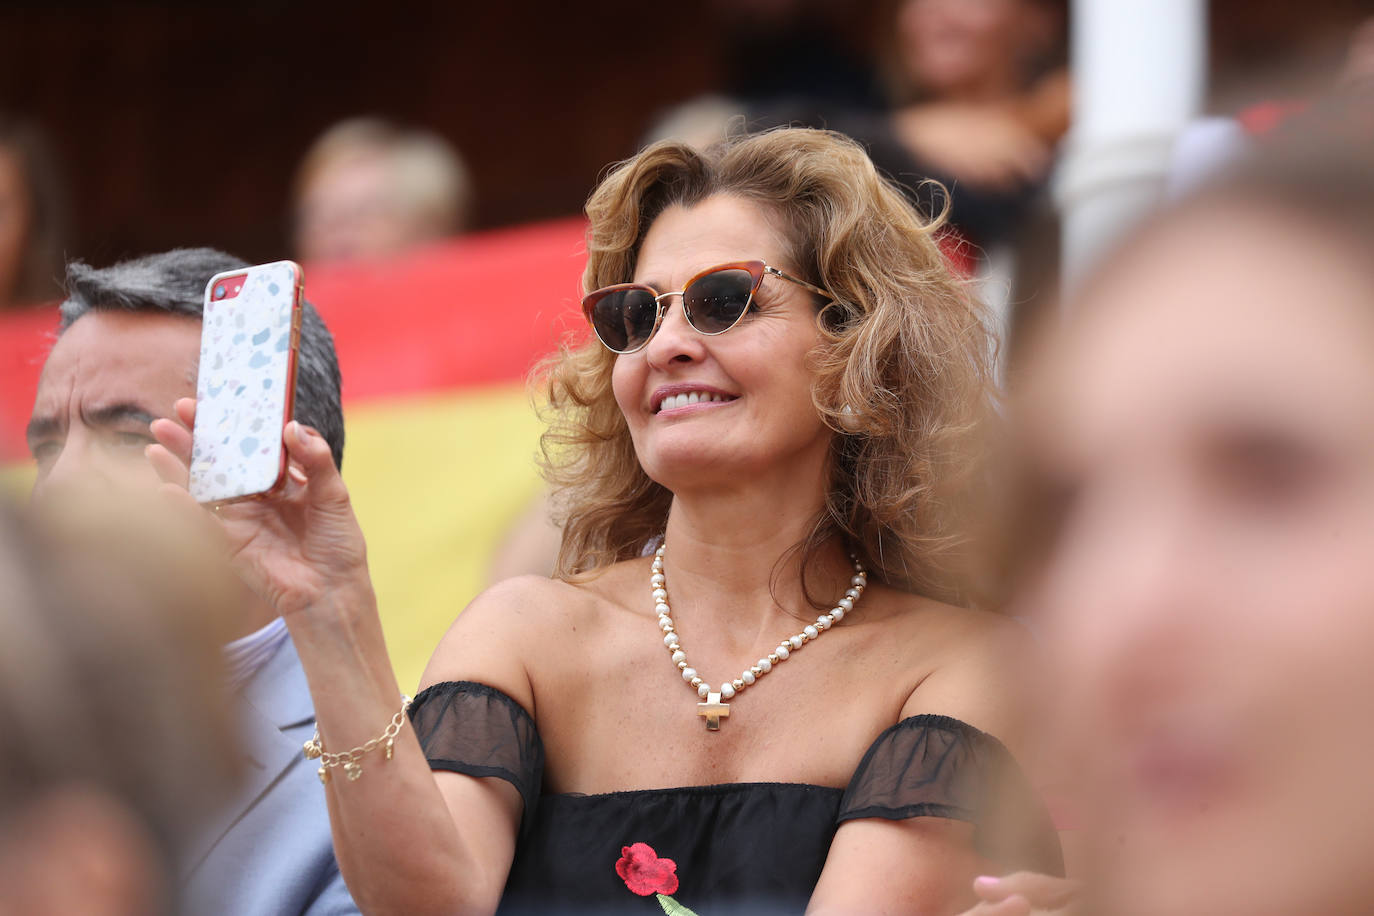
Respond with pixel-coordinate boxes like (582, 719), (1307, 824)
(546, 128), (989, 604)
(151, 127), (1060, 914)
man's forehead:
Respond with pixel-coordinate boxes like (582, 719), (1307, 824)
(52, 309), (199, 362)
(38, 309), (201, 402)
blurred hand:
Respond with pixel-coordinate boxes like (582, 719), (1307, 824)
(147, 397), (372, 618)
(893, 102), (1052, 190)
(955, 872), (1080, 916)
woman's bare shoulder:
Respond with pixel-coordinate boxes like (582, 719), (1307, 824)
(419, 562), (649, 696)
(438, 573), (612, 648)
(880, 588), (1029, 647)
(473, 558), (648, 622)
(883, 592), (1039, 741)
(417, 576), (591, 697)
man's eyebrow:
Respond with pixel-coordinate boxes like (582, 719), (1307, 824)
(25, 414), (60, 444)
(26, 404), (161, 447)
(84, 403), (159, 428)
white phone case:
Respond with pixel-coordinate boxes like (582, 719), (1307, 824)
(189, 261), (302, 504)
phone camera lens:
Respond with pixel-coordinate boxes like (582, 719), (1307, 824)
(213, 284), (226, 299)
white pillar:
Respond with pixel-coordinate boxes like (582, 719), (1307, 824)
(1057, 0), (1209, 289)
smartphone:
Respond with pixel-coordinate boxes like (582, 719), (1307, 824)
(189, 261), (305, 505)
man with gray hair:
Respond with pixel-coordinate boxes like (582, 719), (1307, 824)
(25, 247), (358, 915)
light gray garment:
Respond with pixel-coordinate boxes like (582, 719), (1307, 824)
(182, 631), (359, 915)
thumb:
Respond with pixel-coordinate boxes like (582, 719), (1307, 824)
(284, 421), (336, 476)
(282, 421), (351, 509)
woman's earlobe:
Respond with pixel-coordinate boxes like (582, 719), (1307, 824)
(838, 405), (863, 433)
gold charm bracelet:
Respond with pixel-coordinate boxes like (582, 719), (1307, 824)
(303, 695), (412, 784)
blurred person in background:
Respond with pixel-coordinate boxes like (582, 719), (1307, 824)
(881, 0), (1068, 362)
(0, 115), (66, 310)
(1341, 15), (1374, 86)
(293, 117), (473, 263)
(1166, 11), (1374, 200)
(150, 127), (1062, 914)
(649, 0), (1067, 255)
(963, 96), (1374, 916)
(885, 0), (1068, 186)
(26, 248), (358, 915)
(0, 492), (239, 916)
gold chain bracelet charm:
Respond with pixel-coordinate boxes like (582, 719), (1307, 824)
(304, 695), (412, 784)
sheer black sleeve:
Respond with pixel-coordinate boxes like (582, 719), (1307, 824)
(409, 681), (545, 836)
(838, 714), (1063, 874)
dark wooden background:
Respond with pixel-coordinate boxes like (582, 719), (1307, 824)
(2, 0), (1364, 267)
(0, 1), (882, 265)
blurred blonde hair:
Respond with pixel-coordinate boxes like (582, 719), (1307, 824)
(540, 127), (993, 606)
(294, 117), (473, 235)
(0, 489), (240, 860)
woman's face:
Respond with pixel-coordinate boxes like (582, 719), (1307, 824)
(295, 152), (421, 263)
(610, 194), (832, 498)
(896, 0), (1037, 99)
(1019, 206), (1374, 915)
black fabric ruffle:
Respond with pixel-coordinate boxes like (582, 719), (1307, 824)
(410, 681), (1061, 913)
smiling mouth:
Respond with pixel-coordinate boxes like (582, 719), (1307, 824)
(655, 391), (737, 413)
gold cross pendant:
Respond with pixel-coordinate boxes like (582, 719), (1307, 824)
(697, 692), (730, 731)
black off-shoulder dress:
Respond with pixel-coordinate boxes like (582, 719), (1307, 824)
(410, 681), (1061, 916)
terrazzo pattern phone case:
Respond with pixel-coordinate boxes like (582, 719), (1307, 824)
(189, 261), (303, 504)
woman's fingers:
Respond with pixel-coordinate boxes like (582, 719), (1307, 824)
(173, 396), (197, 429)
(150, 415), (193, 464)
(893, 103), (1051, 190)
(147, 411), (192, 489)
(974, 873), (1079, 908)
(146, 441), (190, 489)
(957, 895), (1032, 916)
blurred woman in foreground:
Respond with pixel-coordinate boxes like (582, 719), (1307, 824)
(0, 491), (239, 916)
(971, 97), (1374, 916)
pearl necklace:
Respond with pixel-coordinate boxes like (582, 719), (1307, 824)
(651, 542), (868, 731)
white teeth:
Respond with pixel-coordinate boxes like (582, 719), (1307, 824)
(658, 391), (730, 412)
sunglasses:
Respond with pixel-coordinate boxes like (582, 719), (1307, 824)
(582, 259), (832, 354)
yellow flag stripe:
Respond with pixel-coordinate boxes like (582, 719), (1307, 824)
(344, 384), (545, 691)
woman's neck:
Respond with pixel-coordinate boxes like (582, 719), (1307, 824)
(656, 477), (854, 654)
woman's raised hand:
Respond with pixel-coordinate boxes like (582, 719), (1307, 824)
(892, 102), (1052, 191)
(147, 397), (372, 618)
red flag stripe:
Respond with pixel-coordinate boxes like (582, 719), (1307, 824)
(0, 218), (590, 462)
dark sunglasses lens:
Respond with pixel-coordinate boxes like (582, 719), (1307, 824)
(685, 269), (755, 334)
(590, 288), (658, 352)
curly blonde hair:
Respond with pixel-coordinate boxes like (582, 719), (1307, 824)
(540, 128), (993, 606)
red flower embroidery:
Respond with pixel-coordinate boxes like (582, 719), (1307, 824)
(616, 842), (680, 896)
